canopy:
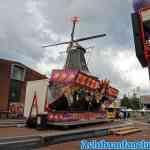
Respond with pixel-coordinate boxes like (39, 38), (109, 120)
(50, 69), (119, 100)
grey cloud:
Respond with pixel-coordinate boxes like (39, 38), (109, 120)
(39, 0), (133, 49)
(88, 49), (132, 91)
(0, 0), (149, 95)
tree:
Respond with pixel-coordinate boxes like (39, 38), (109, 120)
(121, 93), (142, 110)
(121, 95), (131, 108)
(130, 93), (142, 110)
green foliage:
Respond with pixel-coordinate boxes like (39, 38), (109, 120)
(121, 94), (142, 110)
(121, 95), (131, 108)
(130, 95), (141, 110)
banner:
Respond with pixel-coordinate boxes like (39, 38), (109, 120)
(75, 72), (98, 89)
(107, 87), (119, 98)
(50, 69), (99, 90)
(50, 69), (78, 84)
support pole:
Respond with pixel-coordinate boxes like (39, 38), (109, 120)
(148, 62), (150, 80)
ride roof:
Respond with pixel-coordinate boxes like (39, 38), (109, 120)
(50, 69), (119, 98)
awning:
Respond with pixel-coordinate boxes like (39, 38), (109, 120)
(50, 69), (119, 95)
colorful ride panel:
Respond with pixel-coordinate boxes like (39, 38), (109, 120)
(50, 69), (99, 90)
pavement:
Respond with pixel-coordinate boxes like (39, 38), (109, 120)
(0, 119), (25, 127)
(0, 119), (149, 150)
(35, 120), (150, 150)
(0, 120), (127, 138)
(0, 119), (130, 150)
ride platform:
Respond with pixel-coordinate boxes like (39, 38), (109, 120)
(47, 118), (113, 128)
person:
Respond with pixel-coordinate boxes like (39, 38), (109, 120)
(94, 90), (101, 111)
(72, 88), (79, 108)
(115, 111), (120, 119)
(85, 92), (91, 111)
(124, 110), (128, 120)
(119, 111), (123, 120)
(88, 98), (93, 111)
(78, 88), (85, 99)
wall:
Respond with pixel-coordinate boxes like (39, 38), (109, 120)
(0, 60), (11, 110)
(0, 59), (47, 110)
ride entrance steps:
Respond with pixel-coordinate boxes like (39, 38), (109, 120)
(109, 126), (142, 135)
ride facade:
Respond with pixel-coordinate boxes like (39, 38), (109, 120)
(25, 16), (119, 128)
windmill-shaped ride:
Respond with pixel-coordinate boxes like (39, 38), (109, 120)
(25, 17), (119, 129)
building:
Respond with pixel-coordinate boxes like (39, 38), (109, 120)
(0, 58), (47, 111)
(141, 95), (150, 109)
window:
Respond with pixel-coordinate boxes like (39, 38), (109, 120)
(11, 64), (26, 81)
(9, 80), (22, 102)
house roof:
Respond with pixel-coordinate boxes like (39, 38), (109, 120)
(141, 95), (150, 104)
(0, 58), (47, 79)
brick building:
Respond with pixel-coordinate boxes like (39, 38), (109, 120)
(0, 58), (47, 111)
(141, 95), (150, 109)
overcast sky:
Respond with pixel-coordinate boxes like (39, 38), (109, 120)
(0, 0), (149, 96)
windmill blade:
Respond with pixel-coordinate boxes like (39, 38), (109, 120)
(74, 34), (106, 42)
(42, 41), (71, 48)
(42, 34), (106, 48)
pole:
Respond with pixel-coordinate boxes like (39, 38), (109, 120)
(71, 21), (76, 42)
(148, 62), (150, 80)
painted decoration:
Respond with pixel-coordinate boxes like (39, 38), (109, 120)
(50, 69), (99, 89)
(75, 73), (98, 89)
(50, 69), (78, 84)
(9, 103), (24, 114)
(133, 0), (150, 12)
(107, 86), (119, 98)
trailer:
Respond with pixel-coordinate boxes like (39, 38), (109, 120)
(24, 79), (49, 128)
